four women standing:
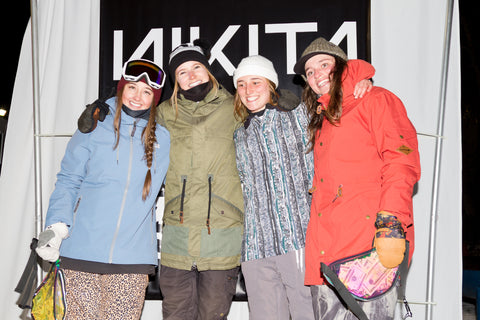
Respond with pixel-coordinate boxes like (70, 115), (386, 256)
(58, 37), (420, 320)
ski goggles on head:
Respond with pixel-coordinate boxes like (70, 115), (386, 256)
(122, 59), (166, 89)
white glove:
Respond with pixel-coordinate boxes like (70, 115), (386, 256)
(35, 222), (69, 262)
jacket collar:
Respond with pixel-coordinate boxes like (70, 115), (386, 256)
(177, 85), (230, 115)
(244, 104), (276, 129)
(122, 104), (151, 120)
(108, 98), (149, 127)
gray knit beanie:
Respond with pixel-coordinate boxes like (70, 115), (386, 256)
(293, 37), (348, 75)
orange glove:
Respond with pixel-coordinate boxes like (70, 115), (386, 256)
(374, 211), (406, 268)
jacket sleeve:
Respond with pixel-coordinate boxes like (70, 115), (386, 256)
(369, 88), (421, 229)
(44, 130), (91, 228)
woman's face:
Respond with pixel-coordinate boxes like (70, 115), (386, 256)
(304, 54), (336, 96)
(121, 81), (154, 110)
(236, 75), (271, 113)
(175, 60), (210, 91)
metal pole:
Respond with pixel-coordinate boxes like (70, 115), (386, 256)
(425, 0), (454, 319)
(30, 0), (43, 240)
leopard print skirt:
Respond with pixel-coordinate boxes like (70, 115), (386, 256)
(62, 269), (149, 320)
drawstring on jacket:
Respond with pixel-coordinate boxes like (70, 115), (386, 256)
(332, 184), (343, 203)
(177, 175), (213, 235)
(206, 175), (212, 235)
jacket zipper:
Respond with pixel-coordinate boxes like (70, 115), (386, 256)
(179, 176), (187, 223)
(71, 196), (82, 230)
(150, 204), (156, 245)
(109, 120), (136, 263)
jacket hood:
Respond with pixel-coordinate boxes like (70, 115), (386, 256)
(276, 89), (300, 111)
(317, 59), (375, 114)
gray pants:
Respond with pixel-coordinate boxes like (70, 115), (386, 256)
(310, 284), (398, 320)
(159, 265), (239, 320)
(241, 249), (315, 320)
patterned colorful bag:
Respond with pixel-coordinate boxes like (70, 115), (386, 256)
(326, 248), (399, 300)
(31, 260), (66, 320)
(321, 243), (411, 320)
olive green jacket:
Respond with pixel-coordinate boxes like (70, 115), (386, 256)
(156, 86), (244, 271)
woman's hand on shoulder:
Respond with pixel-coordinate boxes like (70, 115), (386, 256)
(353, 79), (373, 99)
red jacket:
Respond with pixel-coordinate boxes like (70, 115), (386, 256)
(304, 60), (421, 285)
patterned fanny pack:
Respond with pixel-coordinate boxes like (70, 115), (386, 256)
(31, 260), (66, 320)
(321, 242), (412, 320)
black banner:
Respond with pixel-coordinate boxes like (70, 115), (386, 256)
(100, 0), (370, 103)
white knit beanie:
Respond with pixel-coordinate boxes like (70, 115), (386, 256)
(233, 55), (278, 89)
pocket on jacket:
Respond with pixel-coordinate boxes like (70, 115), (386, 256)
(200, 226), (242, 258)
(210, 194), (243, 228)
(161, 225), (189, 256)
(163, 194), (182, 224)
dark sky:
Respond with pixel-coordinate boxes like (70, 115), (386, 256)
(0, 1), (30, 114)
(459, 0), (480, 262)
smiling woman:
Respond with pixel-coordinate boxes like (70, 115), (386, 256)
(122, 81), (155, 111)
(154, 39), (244, 320)
(34, 58), (170, 319)
(175, 61), (210, 91)
(231, 55), (315, 319)
(304, 54), (336, 96)
(295, 37), (420, 320)
(235, 76), (271, 113)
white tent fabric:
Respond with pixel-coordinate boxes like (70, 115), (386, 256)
(0, 0), (461, 319)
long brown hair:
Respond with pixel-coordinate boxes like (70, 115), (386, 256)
(113, 87), (157, 201)
(303, 57), (347, 151)
(233, 79), (279, 122)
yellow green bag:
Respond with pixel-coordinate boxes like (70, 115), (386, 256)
(31, 260), (66, 320)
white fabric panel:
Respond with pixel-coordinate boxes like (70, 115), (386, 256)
(0, 1), (100, 319)
(0, 0), (460, 319)
(372, 1), (461, 319)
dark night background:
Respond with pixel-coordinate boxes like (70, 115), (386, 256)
(459, 1), (480, 270)
(0, 0), (479, 299)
